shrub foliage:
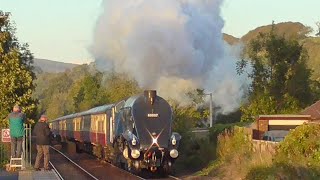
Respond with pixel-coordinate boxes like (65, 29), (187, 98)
(277, 123), (320, 167)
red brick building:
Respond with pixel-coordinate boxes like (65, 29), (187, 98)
(254, 115), (311, 139)
(251, 100), (320, 139)
(300, 100), (320, 121)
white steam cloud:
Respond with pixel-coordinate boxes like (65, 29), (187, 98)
(91, 0), (247, 114)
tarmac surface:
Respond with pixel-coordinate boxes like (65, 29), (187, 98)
(0, 168), (59, 180)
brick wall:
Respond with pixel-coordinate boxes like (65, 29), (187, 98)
(258, 120), (269, 139)
(252, 139), (278, 155)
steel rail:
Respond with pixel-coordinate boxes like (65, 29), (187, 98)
(168, 175), (181, 180)
(50, 146), (99, 180)
(107, 162), (146, 180)
(49, 161), (64, 180)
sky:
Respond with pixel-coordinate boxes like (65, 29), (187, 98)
(1, 0), (320, 64)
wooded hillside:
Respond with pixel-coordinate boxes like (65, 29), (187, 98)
(223, 22), (320, 80)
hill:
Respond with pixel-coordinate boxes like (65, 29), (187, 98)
(33, 58), (78, 73)
(223, 33), (240, 45)
(240, 22), (312, 43)
(223, 22), (320, 80)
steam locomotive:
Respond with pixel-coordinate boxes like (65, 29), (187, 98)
(49, 90), (181, 175)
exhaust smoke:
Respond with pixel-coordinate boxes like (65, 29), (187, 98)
(90, 0), (247, 114)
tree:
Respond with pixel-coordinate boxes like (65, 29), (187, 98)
(102, 72), (141, 103)
(0, 11), (37, 126)
(186, 88), (206, 105)
(46, 93), (68, 119)
(69, 73), (104, 112)
(237, 24), (314, 121)
(35, 64), (94, 119)
(36, 72), (73, 118)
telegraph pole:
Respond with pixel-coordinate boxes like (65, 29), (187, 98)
(209, 92), (213, 128)
(205, 92), (213, 128)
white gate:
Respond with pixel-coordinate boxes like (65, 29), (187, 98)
(23, 124), (32, 169)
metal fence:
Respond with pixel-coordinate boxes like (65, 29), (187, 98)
(0, 124), (32, 169)
(23, 124), (32, 169)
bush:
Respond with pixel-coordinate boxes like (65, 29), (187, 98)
(0, 144), (10, 168)
(209, 122), (249, 142)
(174, 132), (216, 172)
(246, 163), (320, 180)
(216, 126), (252, 162)
(277, 123), (320, 167)
(246, 123), (320, 179)
(195, 125), (255, 178)
(201, 127), (254, 178)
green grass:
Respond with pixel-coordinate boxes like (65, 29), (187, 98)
(195, 159), (222, 176)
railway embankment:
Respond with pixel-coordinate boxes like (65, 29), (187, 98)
(195, 124), (320, 179)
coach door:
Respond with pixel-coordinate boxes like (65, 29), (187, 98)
(91, 114), (106, 145)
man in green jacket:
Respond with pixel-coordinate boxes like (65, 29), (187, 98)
(8, 105), (26, 158)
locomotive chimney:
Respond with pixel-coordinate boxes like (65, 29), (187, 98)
(144, 90), (157, 105)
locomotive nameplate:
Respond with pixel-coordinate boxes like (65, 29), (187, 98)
(147, 113), (159, 118)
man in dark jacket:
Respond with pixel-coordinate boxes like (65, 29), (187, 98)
(8, 105), (27, 158)
(33, 115), (51, 171)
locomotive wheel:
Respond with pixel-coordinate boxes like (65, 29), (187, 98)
(115, 153), (129, 170)
(114, 139), (132, 172)
(160, 160), (174, 177)
(115, 153), (122, 168)
(114, 146), (125, 168)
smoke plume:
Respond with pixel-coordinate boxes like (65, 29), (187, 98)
(90, 0), (247, 114)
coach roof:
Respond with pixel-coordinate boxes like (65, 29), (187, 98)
(50, 104), (114, 122)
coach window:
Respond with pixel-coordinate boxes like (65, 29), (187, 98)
(81, 117), (84, 129)
(67, 120), (71, 131)
(97, 114), (105, 133)
(91, 115), (97, 132)
(77, 118), (81, 131)
(84, 115), (90, 131)
(64, 120), (67, 130)
(74, 118), (81, 131)
(98, 120), (104, 133)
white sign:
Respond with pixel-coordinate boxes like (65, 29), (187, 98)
(147, 113), (159, 118)
(1, 129), (11, 142)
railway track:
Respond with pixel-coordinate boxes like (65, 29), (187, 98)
(49, 145), (180, 180)
(106, 161), (180, 180)
(49, 146), (99, 180)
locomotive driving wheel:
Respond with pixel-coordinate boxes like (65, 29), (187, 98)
(161, 160), (172, 177)
(113, 137), (129, 170)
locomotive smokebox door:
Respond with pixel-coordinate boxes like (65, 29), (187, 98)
(144, 90), (156, 105)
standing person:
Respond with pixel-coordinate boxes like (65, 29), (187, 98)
(33, 115), (51, 171)
(8, 105), (26, 158)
